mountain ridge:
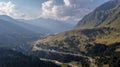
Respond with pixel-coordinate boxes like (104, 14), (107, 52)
(76, 0), (120, 29)
(33, 0), (120, 52)
(20, 18), (74, 33)
(28, 1), (120, 66)
(0, 15), (45, 49)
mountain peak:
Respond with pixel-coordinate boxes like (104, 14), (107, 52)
(0, 15), (11, 19)
(94, 0), (118, 11)
(0, 15), (15, 22)
(76, 0), (120, 28)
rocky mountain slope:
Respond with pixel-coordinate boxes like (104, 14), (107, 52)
(31, 0), (120, 66)
(77, 0), (120, 29)
(33, 0), (120, 52)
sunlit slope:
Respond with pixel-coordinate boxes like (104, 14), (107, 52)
(34, 0), (120, 52)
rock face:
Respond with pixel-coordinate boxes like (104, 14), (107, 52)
(32, 0), (120, 55)
(26, 0), (120, 66)
(76, 0), (120, 28)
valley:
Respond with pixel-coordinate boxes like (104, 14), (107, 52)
(30, 0), (120, 67)
(0, 0), (120, 67)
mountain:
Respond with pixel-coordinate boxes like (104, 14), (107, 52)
(0, 15), (50, 34)
(20, 18), (74, 33)
(76, 0), (120, 29)
(31, 1), (120, 66)
(0, 15), (31, 34)
(0, 15), (45, 49)
(32, 0), (120, 52)
(0, 48), (60, 67)
(0, 15), (74, 51)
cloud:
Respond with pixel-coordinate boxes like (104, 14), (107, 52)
(0, 2), (13, 15)
(0, 0), (108, 20)
(40, 0), (109, 21)
(0, 1), (32, 19)
(40, 0), (94, 21)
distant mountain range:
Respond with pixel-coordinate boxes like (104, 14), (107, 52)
(0, 14), (74, 51)
(0, 15), (50, 34)
(0, 0), (119, 67)
(0, 15), (46, 49)
(20, 18), (74, 33)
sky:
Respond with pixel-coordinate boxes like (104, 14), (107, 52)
(0, 0), (109, 21)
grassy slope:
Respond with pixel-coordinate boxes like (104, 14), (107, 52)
(32, 1), (120, 67)
(34, 27), (120, 52)
(33, 0), (120, 52)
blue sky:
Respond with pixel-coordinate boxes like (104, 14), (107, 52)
(0, 0), (109, 21)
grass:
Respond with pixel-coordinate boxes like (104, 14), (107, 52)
(95, 31), (120, 45)
(70, 61), (82, 67)
(34, 26), (120, 52)
(102, 64), (109, 67)
(61, 64), (68, 67)
(115, 48), (120, 52)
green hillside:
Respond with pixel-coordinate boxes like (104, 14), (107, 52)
(31, 0), (120, 54)
(31, 0), (120, 66)
(33, 0), (120, 52)
(34, 27), (120, 52)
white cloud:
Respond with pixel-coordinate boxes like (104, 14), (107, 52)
(0, 2), (14, 15)
(0, 0), (108, 20)
(40, 0), (94, 21)
(0, 1), (33, 20)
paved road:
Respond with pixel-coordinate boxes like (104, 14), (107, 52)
(35, 45), (97, 67)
